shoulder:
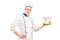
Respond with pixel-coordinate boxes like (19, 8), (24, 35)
(14, 15), (24, 22)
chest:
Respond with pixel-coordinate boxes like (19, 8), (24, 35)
(23, 17), (33, 29)
(24, 17), (32, 24)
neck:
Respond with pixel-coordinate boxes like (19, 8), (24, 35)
(23, 13), (29, 17)
(26, 13), (29, 16)
(25, 12), (30, 16)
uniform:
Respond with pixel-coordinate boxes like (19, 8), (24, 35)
(10, 13), (37, 40)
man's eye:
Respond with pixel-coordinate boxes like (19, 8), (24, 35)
(29, 10), (31, 11)
(26, 9), (31, 11)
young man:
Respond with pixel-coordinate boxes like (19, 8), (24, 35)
(10, 3), (51, 40)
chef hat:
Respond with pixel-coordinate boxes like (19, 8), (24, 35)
(24, 2), (33, 8)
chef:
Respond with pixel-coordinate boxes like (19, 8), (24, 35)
(10, 3), (51, 40)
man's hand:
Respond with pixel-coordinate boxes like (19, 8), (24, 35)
(13, 31), (26, 39)
(43, 21), (51, 26)
(36, 17), (52, 31)
(19, 34), (26, 39)
(43, 17), (51, 26)
(36, 22), (51, 31)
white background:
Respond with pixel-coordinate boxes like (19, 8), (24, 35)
(0, 0), (60, 40)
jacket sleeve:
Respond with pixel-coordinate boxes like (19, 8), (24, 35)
(10, 16), (22, 32)
(31, 18), (37, 32)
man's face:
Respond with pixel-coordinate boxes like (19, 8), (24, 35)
(24, 8), (32, 14)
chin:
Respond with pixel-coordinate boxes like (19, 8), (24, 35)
(28, 13), (31, 14)
(27, 12), (30, 14)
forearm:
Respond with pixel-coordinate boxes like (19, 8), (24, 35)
(13, 31), (20, 37)
(12, 31), (25, 39)
(10, 27), (20, 37)
(36, 24), (44, 31)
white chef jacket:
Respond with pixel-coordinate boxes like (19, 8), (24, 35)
(10, 13), (37, 40)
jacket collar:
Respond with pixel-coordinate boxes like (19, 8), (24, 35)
(23, 13), (29, 17)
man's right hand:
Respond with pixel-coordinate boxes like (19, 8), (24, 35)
(13, 31), (26, 39)
(19, 34), (26, 39)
